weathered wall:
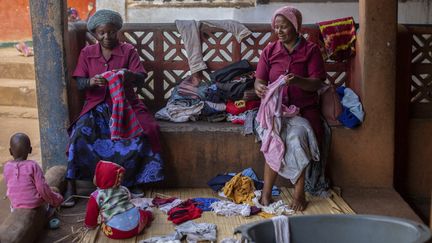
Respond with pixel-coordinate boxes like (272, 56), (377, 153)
(405, 120), (432, 198)
(0, 0), (32, 42)
(1, 0), (431, 41)
(67, 0), (96, 21)
(125, 1), (432, 24)
(0, 0), (94, 42)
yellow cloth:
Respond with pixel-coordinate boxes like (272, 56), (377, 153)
(257, 211), (274, 219)
(222, 173), (255, 204)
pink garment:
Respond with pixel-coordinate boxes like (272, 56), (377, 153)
(271, 6), (302, 33)
(256, 76), (300, 172)
(3, 160), (63, 209)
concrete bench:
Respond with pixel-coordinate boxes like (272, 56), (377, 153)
(66, 22), (360, 188)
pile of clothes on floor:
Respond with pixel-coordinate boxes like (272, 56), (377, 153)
(155, 60), (261, 128)
(136, 168), (294, 243)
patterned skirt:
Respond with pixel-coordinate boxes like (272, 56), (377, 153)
(66, 103), (164, 187)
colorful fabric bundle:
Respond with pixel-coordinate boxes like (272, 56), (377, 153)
(317, 17), (356, 61)
(102, 70), (144, 140)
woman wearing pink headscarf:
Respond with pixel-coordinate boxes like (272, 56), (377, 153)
(254, 6), (326, 211)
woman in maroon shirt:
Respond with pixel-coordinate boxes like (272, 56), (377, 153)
(254, 6), (326, 211)
(64, 10), (164, 206)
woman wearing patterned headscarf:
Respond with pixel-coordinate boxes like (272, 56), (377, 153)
(254, 6), (326, 211)
(64, 9), (164, 206)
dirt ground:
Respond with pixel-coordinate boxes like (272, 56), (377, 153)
(0, 107), (41, 223)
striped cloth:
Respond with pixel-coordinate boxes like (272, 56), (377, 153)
(102, 70), (144, 140)
(317, 16), (356, 61)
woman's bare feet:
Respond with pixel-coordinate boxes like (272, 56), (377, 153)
(290, 170), (307, 211)
(290, 191), (307, 211)
(259, 195), (274, 206)
(261, 162), (278, 206)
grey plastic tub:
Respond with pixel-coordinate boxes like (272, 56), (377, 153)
(234, 214), (432, 243)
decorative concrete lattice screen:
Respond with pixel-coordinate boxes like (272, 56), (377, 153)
(405, 25), (432, 118)
(81, 23), (351, 111)
(127, 0), (255, 8)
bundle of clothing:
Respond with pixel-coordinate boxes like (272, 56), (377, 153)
(156, 59), (261, 124)
(156, 20), (260, 124)
(336, 86), (364, 128)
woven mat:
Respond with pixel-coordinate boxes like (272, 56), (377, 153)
(81, 187), (355, 243)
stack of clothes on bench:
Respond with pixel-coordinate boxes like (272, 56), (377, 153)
(155, 59), (261, 126)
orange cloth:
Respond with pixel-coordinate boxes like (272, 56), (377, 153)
(222, 173), (256, 204)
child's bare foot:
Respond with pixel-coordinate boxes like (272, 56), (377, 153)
(290, 187), (307, 211)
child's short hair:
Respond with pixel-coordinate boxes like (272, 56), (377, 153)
(9, 133), (31, 158)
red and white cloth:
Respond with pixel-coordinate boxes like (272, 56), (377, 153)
(102, 70), (144, 140)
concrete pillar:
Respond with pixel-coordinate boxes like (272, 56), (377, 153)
(331, 0), (397, 188)
(359, 0), (397, 185)
(96, 0), (127, 21)
(29, 0), (69, 169)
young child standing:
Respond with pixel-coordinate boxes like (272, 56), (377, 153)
(84, 160), (153, 239)
(3, 133), (63, 211)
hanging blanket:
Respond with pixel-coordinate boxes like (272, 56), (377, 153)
(101, 70), (144, 140)
(317, 16), (356, 61)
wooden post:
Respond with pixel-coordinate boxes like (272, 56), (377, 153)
(28, 0), (69, 169)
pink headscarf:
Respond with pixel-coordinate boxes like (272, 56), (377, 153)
(271, 6), (303, 33)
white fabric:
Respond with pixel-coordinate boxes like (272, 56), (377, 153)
(175, 20), (252, 74)
(140, 232), (182, 243)
(176, 221), (217, 243)
(140, 221), (216, 243)
(159, 198), (183, 214)
(205, 101), (226, 111)
(272, 215), (290, 243)
(221, 238), (240, 243)
(201, 20), (252, 43)
(210, 200), (251, 217)
(155, 101), (204, 122)
(175, 20), (208, 74)
(256, 116), (320, 184)
(130, 197), (154, 210)
(253, 191), (294, 215)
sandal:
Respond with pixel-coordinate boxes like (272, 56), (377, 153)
(61, 190), (76, 207)
(15, 42), (34, 57)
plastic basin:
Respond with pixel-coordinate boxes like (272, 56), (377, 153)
(234, 214), (432, 243)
